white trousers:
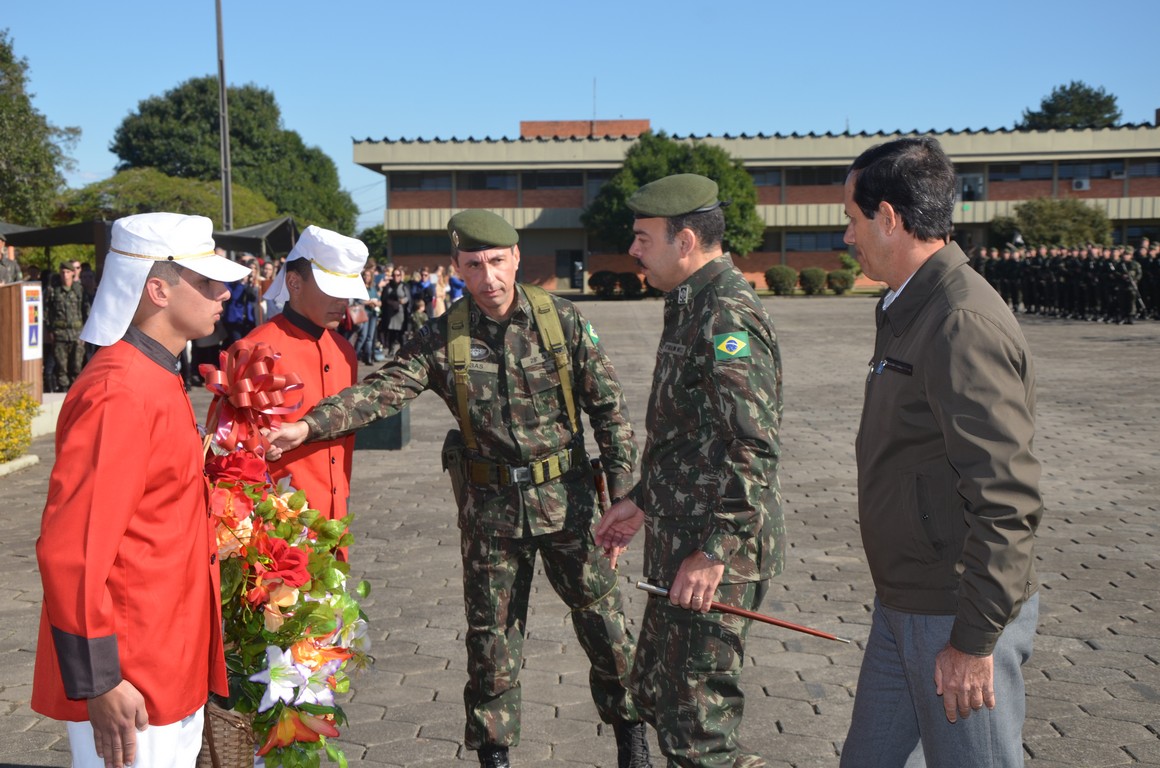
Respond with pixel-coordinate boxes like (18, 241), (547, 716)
(66, 708), (203, 768)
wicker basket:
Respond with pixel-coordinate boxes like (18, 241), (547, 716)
(197, 700), (257, 768)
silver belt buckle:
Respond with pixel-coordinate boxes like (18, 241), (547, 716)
(510, 466), (531, 484)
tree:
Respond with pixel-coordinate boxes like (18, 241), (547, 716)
(111, 76), (357, 233)
(1017, 81), (1122, 130)
(61, 168), (278, 228)
(581, 131), (765, 256)
(0, 30), (79, 225)
(357, 224), (390, 265)
(997, 198), (1112, 246)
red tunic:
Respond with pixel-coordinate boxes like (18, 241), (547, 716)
(246, 312), (357, 521)
(32, 340), (228, 725)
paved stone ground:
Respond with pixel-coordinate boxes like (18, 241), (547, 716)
(1, 298), (1157, 767)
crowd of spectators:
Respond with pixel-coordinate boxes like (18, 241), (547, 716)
(0, 235), (467, 393)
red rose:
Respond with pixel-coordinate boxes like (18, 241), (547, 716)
(207, 449), (268, 485)
(256, 536), (310, 589)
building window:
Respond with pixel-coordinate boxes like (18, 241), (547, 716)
(460, 172), (518, 190)
(786, 231), (846, 251)
(586, 172), (614, 201)
(523, 171), (583, 189)
(785, 167), (846, 186)
(750, 168), (782, 187)
(1058, 160), (1124, 179)
(389, 172), (451, 191)
(760, 230), (782, 252)
(987, 163), (1053, 182)
(391, 235), (448, 255)
(1128, 159), (1160, 177)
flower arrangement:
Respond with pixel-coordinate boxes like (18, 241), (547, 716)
(201, 341), (369, 768)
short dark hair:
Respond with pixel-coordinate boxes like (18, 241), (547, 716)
(664, 207), (725, 250)
(848, 137), (956, 242)
(147, 260), (183, 285)
(286, 258), (313, 279)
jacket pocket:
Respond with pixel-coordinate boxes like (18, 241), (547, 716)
(901, 462), (965, 565)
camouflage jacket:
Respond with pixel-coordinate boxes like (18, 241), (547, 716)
(631, 256), (784, 586)
(0, 258), (22, 284)
(303, 286), (637, 538)
(47, 282), (88, 336)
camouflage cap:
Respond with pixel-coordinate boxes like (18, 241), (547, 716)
(447, 209), (519, 252)
(627, 173), (726, 218)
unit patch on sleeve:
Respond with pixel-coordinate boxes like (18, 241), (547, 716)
(713, 331), (751, 361)
(586, 323), (600, 345)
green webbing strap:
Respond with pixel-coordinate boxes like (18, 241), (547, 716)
(446, 298), (476, 450)
(445, 286), (579, 455)
(523, 284), (579, 436)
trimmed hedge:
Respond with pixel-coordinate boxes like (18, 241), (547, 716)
(799, 267), (828, 295)
(588, 270), (618, 298)
(764, 265), (798, 296)
(618, 272), (643, 298)
(826, 269), (856, 295)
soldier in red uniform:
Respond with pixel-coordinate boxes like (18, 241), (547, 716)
(248, 226), (368, 528)
(33, 212), (249, 768)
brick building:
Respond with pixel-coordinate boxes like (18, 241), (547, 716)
(354, 118), (1160, 291)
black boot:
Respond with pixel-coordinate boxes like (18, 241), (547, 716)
(478, 745), (511, 768)
(613, 720), (653, 768)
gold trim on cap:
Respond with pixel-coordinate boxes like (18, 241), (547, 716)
(110, 247), (218, 261)
(309, 258), (359, 278)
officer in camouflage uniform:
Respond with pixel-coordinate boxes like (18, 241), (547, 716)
(46, 261), (90, 391)
(269, 209), (651, 768)
(0, 234), (23, 284)
(597, 174), (784, 768)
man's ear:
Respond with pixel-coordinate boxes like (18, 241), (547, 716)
(877, 201), (900, 236)
(142, 276), (172, 309)
(286, 270), (302, 294)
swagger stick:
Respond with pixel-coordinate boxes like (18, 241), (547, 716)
(636, 581), (851, 644)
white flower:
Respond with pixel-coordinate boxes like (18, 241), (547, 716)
(249, 646), (309, 712)
(294, 662), (339, 708)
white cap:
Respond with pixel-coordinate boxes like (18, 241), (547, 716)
(81, 212), (251, 346)
(264, 225), (369, 303)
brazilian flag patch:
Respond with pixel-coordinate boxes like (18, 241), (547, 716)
(713, 332), (751, 361)
(587, 323), (600, 344)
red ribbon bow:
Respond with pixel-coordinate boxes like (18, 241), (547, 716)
(201, 340), (304, 458)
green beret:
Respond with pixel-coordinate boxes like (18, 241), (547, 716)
(627, 173), (724, 218)
(447, 209), (518, 252)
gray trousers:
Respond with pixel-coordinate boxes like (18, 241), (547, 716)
(840, 593), (1038, 768)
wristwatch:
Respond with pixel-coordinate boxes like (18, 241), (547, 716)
(699, 550), (719, 564)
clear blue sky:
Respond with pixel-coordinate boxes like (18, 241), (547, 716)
(5, 0), (1158, 231)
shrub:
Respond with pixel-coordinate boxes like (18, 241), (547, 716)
(588, 270), (618, 298)
(799, 267), (828, 296)
(764, 265), (798, 296)
(0, 382), (39, 463)
(827, 269), (856, 295)
(618, 272), (643, 298)
(838, 252), (861, 276)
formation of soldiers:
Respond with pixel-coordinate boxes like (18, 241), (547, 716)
(969, 238), (1157, 324)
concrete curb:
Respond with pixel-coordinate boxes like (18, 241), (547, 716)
(0, 452), (39, 478)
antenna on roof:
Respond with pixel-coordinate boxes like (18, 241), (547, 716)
(592, 78), (597, 138)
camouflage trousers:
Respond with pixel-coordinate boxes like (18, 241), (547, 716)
(52, 333), (85, 391)
(460, 526), (640, 750)
(632, 579), (770, 768)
